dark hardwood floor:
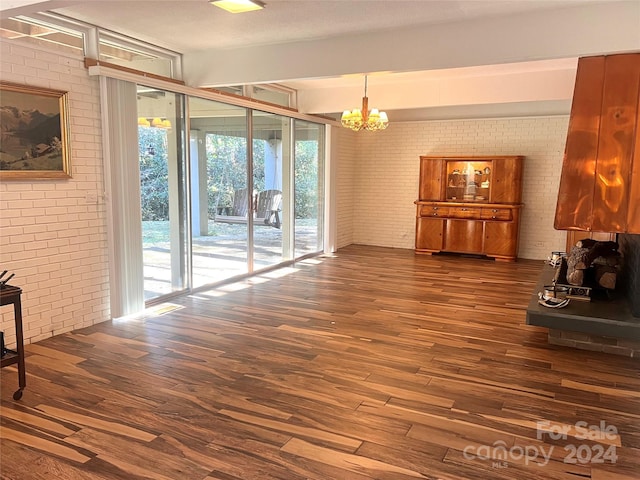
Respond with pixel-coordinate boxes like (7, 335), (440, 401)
(1, 245), (639, 479)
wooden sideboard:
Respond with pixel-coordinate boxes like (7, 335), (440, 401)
(415, 156), (524, 262)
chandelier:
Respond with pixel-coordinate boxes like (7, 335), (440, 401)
(341, 75), (389, 132)
(138, 117), (172, 129)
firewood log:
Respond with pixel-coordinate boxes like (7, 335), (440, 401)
(566, 267), (584, 286)
(592, 252), (622, 267)
(584, 241), (618, 266)
(576, 238), (598, 249)
(572, 241), (619, 269)
(554, 257), (568, 283)
(566, 241), (620, 286)
(567, 246), (589, 267)
(566, 246), (588, 285)
(595, 265), (617, 290)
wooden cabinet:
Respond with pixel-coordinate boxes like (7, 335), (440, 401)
(415, 156), (524, 261)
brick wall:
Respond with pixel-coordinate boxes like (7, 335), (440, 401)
(549, 329), (640, 357)
(0, 39), (109, 348)
(340, 116), (569, 259)
(335, 127), (357, 248)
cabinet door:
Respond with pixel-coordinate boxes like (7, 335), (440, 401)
(491, 157), (524, 203)
(419, 157), (444, 200)
(416, 217), (445, 251)
(484, 221), (518, 259)
(444, 219), (484, 253)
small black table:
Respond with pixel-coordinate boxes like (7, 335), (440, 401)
(0, 285), (26, 400)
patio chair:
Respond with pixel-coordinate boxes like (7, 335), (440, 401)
(215, 188), (251, 224)
(215, 188), (282, 228)
(255, 189), (282, 228)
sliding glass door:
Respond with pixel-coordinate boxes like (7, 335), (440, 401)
(137, 87), (187, 300)
(137, 87), (325, 303)
(189, 97), (249, 288)
(252, 111), (289, 269)
(294, 120), (324, 257)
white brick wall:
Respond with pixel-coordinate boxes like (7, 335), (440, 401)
(0, 39), (109, 348)
(336, 116), (569, 259)
(335, 128), (357, 248)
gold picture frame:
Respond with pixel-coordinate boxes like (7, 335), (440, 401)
(0, 81), (71, 179)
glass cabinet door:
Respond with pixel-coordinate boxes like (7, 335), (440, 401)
(445, 159), (492, 202)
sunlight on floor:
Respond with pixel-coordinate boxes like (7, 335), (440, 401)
(190, 265), (305, 300)
(113, 303), (184, 323)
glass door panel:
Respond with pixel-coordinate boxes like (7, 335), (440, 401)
(189, 96), (249, 288)
(252, 111), (288, 269)
(294, 120), (324, 257)
(137, 86), (187, 301)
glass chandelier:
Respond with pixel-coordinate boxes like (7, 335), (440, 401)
(341, 75), (389, 132)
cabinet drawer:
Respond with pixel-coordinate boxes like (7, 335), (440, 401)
(419, 205), (450, 217)
(449, 207), (481, 219)
(481, 208), (512, 221)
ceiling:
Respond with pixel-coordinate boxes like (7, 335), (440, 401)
(2, 0), (637, 121)
(2, 0), (607, 53)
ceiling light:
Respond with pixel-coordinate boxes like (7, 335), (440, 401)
(139, 117), (171, 129)
(341, 76), (389, 132)
(210, 0), (265, 13)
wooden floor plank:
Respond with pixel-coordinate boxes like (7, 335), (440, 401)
(0, 428), (91, 464)
(281, 437), (428, 479)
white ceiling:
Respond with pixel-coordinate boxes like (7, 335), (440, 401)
(2, 0), (638, 121)
(4, 0), (607, 53)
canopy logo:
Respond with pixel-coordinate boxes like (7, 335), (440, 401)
(462, 420), (619, 469)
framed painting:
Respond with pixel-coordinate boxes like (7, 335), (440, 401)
(0, 81), (71, 179)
